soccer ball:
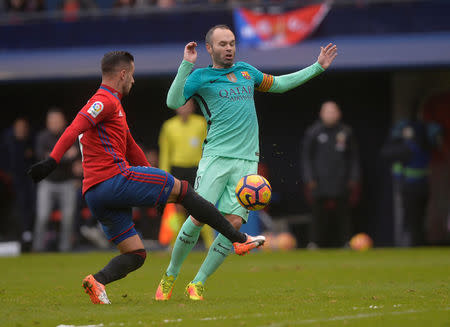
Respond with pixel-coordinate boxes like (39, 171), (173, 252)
(349, 233), (373, 251)
(235, 174), (272, 211)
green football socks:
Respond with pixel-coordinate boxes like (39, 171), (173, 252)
(166, 217), (202, 278)
(192, 233), (232, 284)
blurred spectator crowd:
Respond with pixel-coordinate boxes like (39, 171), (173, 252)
(0, 0), (417, 18)
(0, 0), (236, 15)
(0, 0), (228, 21)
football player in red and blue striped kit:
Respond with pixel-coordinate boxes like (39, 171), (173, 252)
(27, 51), (265, 304)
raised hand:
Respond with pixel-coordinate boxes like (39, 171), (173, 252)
(184, 41), (198, 64)
(317, 43), (338, 69)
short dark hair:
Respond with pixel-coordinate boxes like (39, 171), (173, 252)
(205, 24), (233, 45)
(47, 106), (65, 116)
(14, 116), (29, 124)
(321, 100), (340, 108)
(101, 51), (134, 75)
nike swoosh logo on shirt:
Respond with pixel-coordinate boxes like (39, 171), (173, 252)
(182, 231), (193, 237)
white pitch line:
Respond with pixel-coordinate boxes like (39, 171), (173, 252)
(159, 308), (450, 326)
(257, 308), (450, 327)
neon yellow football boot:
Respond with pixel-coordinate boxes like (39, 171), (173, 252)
(185, 281), (205, 301)
(155, 273), (176, 301)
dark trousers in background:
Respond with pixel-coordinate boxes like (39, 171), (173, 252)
(310, 197), (351, 247)
(33, 179), (77, 252)
(12, 178), (35, 248)
(401, 182), (428, 246)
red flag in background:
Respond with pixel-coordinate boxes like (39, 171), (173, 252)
(234, 3), (330, 48)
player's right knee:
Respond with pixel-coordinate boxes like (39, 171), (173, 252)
(127, 249), (146, 270)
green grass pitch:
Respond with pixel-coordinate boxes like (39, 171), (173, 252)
(0, 248), (448, 327)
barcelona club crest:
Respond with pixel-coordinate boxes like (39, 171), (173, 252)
(241, 71), (251, 80)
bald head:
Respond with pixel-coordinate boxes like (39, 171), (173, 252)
(205, 25), (236, 69)
(205, 24), (233, 46)
(320, 101), (341, 127)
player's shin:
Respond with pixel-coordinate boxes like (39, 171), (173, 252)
(93, 249), (146, 285)
(178, 183), (246, 243)
(192, 233), (232, 284)
(166, 218), (202, 277)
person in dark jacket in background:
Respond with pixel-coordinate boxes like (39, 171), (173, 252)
(301, 101), (361, 248)
(1, 117), (35, 251)
(381, 114), (442, 247)
(32, 108), (79, 252)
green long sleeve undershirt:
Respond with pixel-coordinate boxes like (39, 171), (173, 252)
(166, 60), (325, 109)
(166, 60), (194, 109)
(268, 61), (325, 93)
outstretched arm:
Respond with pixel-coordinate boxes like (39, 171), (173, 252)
(28, 114), (92, 183)
(166, 42), (197, 109)
(258, 43), (338, 94)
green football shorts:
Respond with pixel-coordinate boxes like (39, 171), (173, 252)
(194, 156), (258, 222)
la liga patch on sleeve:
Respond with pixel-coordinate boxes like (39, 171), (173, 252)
(87, 101), (104, 118)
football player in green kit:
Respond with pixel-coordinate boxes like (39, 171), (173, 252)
(155, 25), (338, 301)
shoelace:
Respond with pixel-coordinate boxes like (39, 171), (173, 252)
(193, 283), (205, 296)
(162, 276), (175, 293)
